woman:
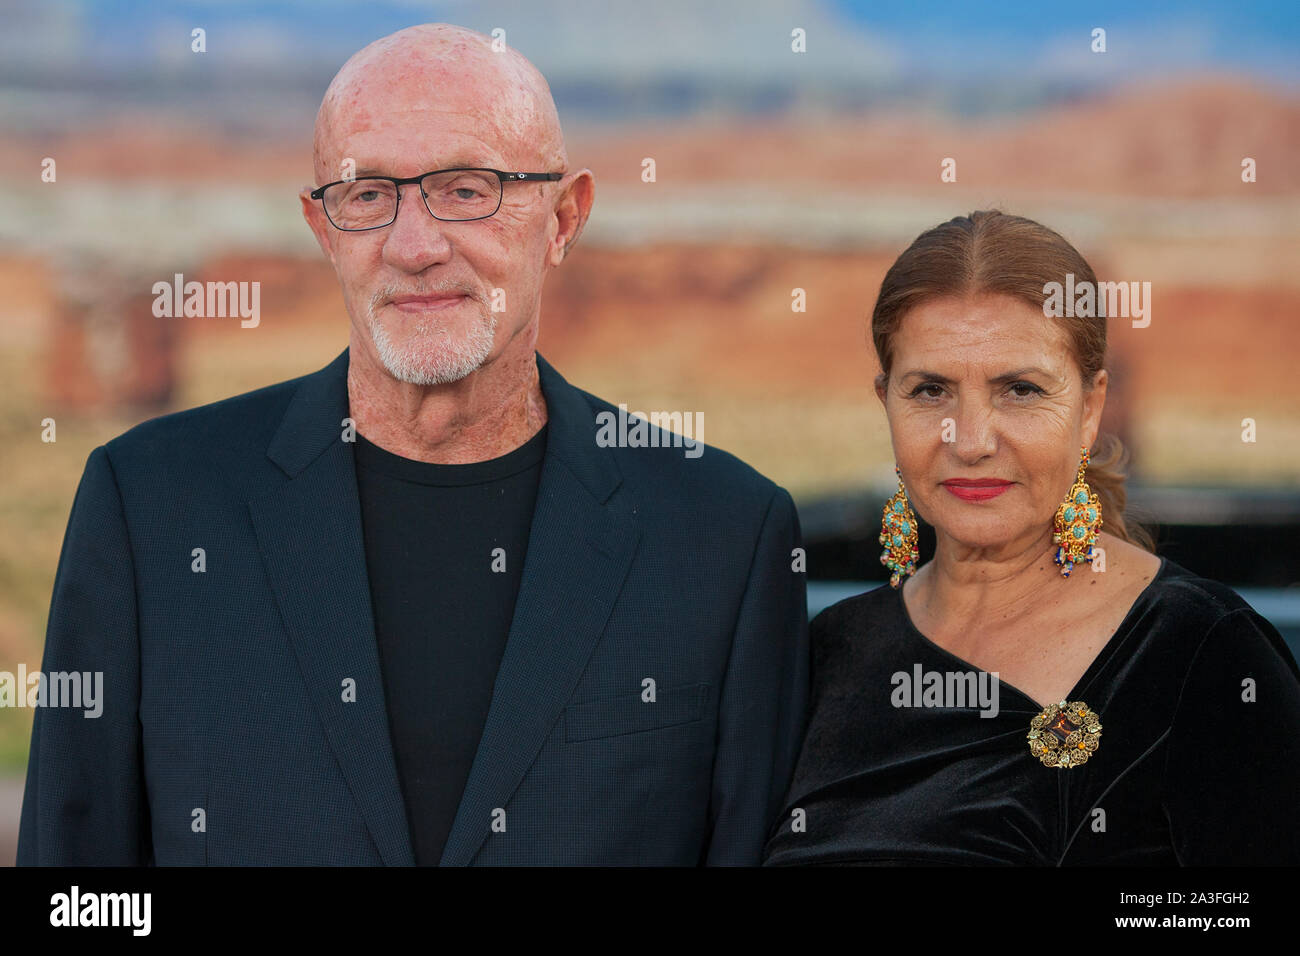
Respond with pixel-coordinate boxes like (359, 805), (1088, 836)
(763, 210), (1300, 865)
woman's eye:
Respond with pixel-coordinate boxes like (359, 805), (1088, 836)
(909, 384), (944, 399)
(1009, 382), (1042, 398)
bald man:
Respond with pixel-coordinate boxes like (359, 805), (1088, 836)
(18, 24), (808, 866)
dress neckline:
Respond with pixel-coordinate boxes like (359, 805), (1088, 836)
(893, 555), (1170, 711)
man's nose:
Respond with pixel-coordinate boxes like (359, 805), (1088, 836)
(381, 182), (453, 273)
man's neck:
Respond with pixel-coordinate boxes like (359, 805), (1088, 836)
(345, 335), (549, 464)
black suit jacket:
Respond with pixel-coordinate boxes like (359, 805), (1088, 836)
(18, 348), (809, 865)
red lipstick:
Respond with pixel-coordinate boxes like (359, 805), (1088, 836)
(941, 479), (1012, 502)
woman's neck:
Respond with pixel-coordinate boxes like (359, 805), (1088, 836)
(907, 527), (1067, 634)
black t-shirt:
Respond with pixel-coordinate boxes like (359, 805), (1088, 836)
(353, 423), (548, 865)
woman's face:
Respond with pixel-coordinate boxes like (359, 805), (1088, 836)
(876, 292), (1107, 557)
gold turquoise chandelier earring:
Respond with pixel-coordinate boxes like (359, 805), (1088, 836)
(879, 465), (919, 589)
(1052, 446), (1103, 577)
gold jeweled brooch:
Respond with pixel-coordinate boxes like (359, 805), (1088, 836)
(1027, 700), (1102, 768)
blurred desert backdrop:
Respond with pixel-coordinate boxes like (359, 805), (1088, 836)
(1, 2), (1299, 858)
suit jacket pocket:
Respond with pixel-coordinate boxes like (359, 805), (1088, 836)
(564, 682), (710, 742)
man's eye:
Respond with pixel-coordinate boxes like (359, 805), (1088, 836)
(443, 181), (492, 201)
(339, 188), (384, 206)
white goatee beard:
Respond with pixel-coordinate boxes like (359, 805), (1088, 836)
(366, 288), (497, 386)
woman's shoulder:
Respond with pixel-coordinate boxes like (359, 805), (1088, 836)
(1142, 554), (1266, 630)
(806, 583), (910, 673)
(1123, 553), (1295, 675)
(809, 583), (900, 636)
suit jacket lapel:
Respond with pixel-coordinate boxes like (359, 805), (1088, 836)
(247, 348), (415, 865)
(438, 354), (640, 865)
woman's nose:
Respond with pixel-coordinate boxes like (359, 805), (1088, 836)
(950, 399), (998, 461)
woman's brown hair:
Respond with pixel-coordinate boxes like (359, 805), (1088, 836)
(871, 209), (1155, 552)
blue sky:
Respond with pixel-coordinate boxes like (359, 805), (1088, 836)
(2, 0), (1294, 129)
(14, 0), (1298, 84)
(830, 0), (1300, 81)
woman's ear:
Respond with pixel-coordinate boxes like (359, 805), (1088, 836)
(874, 372), (888, 406)
(1082, 368), (1108, 447)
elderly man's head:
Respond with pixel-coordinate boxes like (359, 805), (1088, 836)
(302, 24), (592, 386)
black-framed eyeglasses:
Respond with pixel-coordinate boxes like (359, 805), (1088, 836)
(309, 167), (565, 231)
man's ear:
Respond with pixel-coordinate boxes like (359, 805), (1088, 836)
(547, 169), (594, 266)
(300, 187), (337, 265)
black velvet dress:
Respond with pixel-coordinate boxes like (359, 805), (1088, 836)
(763, 556), (1300, 865)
